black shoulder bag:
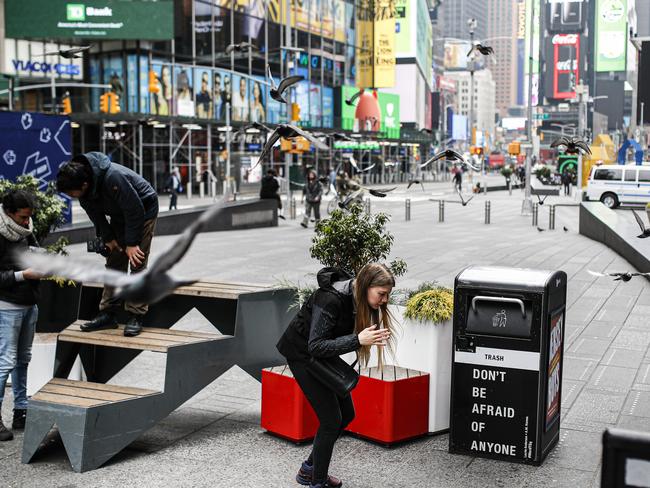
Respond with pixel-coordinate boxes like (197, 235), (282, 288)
(307, 354), (359, 398)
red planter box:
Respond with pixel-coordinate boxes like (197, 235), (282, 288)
(261, 366), (318, 442)
(345, 366), (429, 445)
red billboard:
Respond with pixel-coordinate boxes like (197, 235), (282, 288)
(552, 34), (580, 99)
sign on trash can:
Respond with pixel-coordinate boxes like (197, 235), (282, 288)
(449, 266), (567, 465)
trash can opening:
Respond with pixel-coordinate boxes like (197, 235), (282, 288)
(466, 295), (533, 339)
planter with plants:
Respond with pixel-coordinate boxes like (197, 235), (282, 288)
(500, 165), (514, 187)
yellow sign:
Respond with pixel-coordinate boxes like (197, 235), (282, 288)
(356, 0), (396, 88)
(281, 136), (311, 153)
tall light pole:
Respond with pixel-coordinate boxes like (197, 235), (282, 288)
(467, 18), (477, 151)
(523, 0), (536, 214)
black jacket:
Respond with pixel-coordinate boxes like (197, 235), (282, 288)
(303, 180), (322, 204)
(277, 268), (360, 362)
(79, 152), (159, 246)
(260, 175), (280, 199)
(0, 233), (39, 306)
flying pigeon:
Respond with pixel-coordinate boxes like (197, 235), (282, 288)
(347, 154), (375, 173)
(537, 227), (545, 232)
(448, 188), (474, 206)
(407, 179), (425, 191)
(236, 121), (271, 135)
(225, 42), (258, 55)
(44, 45), (92, 59)
(420, 149), (481, 171)
(267, 65), (304, 104)
(467, 44), (494, 57)
(550, 136), (592, 155)
(587, 270), (650, 282)
(345, 89), (363, 106)
(631, 209), (650, 238)
(563, 226), (569, 232)
(18, 203), (227, 305)
(535, 194), (549, 205)
(330, 132), (353, 141)
(251, 124), (329, 170)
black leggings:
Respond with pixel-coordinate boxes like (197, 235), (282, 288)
(288, 360), (355, 484)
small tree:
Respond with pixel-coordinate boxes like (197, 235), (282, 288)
(310, 204), (407, 277)
(0, 175), (68, 251)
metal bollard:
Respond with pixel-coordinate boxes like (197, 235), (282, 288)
(549, 205), (556, 230)
(290, 197), (296, 219)
(364, 197), (371, 214)
(484, 200), (491, 224)
(405, 199), (411, 221)
(438, 200), (445, 223)
(532, 203), (539, 226)
(508, 180), (512, 196)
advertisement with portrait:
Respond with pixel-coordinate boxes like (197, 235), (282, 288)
(174, 67), (194, 117)
(323, 87), (334, 128)
(150, 62), (173, 116)
(212, 69), (231, 122)
(231, 73), (249, 122)
(249, 77), (266, 123)
(139, 56), (150, 114)
(195, 68), (214, 119)
(103, 55), (125, 102)
(309, 83), (323, 127)
(127, 55), (138, 113)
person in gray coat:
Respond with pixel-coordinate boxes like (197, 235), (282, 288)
(301, 170), (322, 229)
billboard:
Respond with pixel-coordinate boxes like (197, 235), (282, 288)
(546, 0), (587, 33)
(5, 0), (174, 40)
(394, 0), (412, 56)
(551, 34), (580, 99)
(340, 86), (400, 138)
(4, 40), (83, 80)
(355, 0), (396, 88)
(174, 67), (195, 117)
(595, 0), (627, 72)
(416, 0), (432, 84)
(0, 112), (71, 191)
(195, 69), (214, 119)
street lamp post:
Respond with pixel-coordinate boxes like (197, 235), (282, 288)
(522, 0), (536, 215)
(467, 18), (477, 151)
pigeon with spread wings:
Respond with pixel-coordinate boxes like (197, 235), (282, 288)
(420, 149), (481, 171)
(267, 65), (304, 104)
(44, 45), (92, 59)
(345, 89), (363, 106)
(467, 44), (494, 57)
(347, 154), (375, 173)
(550, 136), (592, 155)
(225, 42), (258, 55)
(252, 124), (329, 170)
(447, 188), (474, 206)
(588, 270), (650, 282)
(631, 209), (650, 238)
(17, 202), (227, 306)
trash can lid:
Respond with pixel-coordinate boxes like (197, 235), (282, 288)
(456, 266), (559, 291)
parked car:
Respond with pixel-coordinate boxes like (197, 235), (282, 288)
(585, 164), (650, 208)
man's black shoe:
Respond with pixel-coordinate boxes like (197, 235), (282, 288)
(12, 409), (26, 430)
(80, 311), (118, 332)
(0, 421), (13, 441)
(124, 314), (143, 337)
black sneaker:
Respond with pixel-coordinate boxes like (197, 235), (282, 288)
(80, 311), (118, 332)
(124, 314), (143, 337)
(297, 461), (342, 487)
(278, 215), (286, 220)
(12, 409), (26, 430)
(0, 421), (13, 441)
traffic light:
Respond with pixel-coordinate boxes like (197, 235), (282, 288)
(109, 92), (120, 114)
(291, 103), (300, 121)
(99, 93), (109, 113)
(148, 70), (159, 94)
(61, 92), (72, 114)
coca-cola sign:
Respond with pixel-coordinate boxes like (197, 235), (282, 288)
(552, 34), (578, 45)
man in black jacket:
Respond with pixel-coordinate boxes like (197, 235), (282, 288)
(56, 152), (159, 337)
(260, 169), (284, 219)
(0, 190), (42, 441)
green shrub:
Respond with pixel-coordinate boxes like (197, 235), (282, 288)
(403, 287), (454, 324)
(310, 203), (407, 277)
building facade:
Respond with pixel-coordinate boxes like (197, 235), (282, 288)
(444, 69), (496, 138)
(487, 0), (519, 118)
(439, 0), (487, 41)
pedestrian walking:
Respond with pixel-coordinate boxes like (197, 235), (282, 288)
(301, 170), (323, 228)
(260, 169), (285, 219)
(0, 190), (42, 441)
(561, 170), (572, 196)
(453, 167), (462, 192)
(167, 167), (182, 210)
(276, 264), (395, 488)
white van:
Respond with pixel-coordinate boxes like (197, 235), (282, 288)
(585, 164), (650, 208)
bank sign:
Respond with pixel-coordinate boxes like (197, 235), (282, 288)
(5, 0), (174, 40)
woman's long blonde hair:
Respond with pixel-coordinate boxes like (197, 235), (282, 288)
(353, 263), (396, 369)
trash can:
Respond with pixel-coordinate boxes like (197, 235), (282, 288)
(449, 266), (567, 465)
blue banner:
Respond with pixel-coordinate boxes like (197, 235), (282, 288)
(0, 111), (72, 221)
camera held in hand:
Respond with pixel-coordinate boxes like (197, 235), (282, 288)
(87, 237), (111, 257)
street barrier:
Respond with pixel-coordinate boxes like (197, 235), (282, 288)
(532, 203), (539, 226)
(549, 205), (556, 230)
(439, 200), (445, 223)
(484, 201), (491, 224)
(364, 197), (371, 214)
(450, 266), (567, 465)
(290, 197), (296, 220)
(405, 199), (411, 221)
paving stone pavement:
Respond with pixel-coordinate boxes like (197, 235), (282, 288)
(2, 186), (648, 488)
